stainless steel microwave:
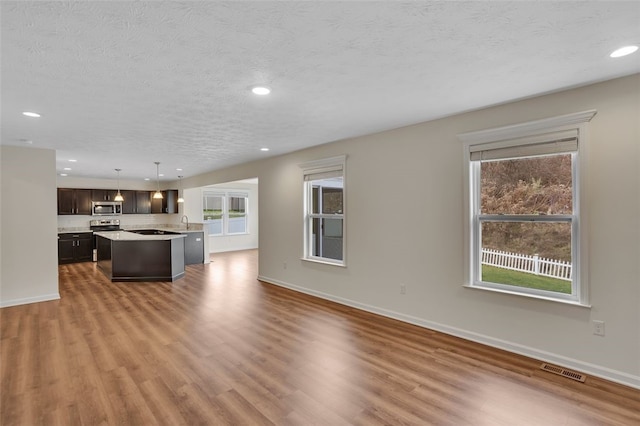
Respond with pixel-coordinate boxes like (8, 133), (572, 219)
(92, 201), (122, 216)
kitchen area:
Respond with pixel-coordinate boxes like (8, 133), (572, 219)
(57, 187), (208, 282)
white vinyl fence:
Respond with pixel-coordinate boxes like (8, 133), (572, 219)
(481, 248), (572, 281)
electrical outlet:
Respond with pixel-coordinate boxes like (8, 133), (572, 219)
(400, 284), (406, 294)
(593, 320), (605, 336)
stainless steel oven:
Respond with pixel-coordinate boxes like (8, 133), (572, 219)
(90, 219), (122, 261)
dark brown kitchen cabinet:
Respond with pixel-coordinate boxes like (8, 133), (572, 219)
(57, 188), (92, 215)
(135, 191), (152, 214)
(91, 189), (119, 201)
(165, 190), (179, 214)
(151, 190), (179, 214)
(120, 190), (136, 214)
(58, 232), (93, 264)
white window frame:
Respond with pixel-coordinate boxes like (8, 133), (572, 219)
(299, 155), (346, 267)
(202, 190), (249, 236)
(203, 192), (224, 236)
(226, 192), (249, 235)
(458, 111), (596, 306)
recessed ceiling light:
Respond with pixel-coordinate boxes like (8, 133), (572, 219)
(260, 147), (270, 152)
(251, 86), (271, 95)
(22, 111), (41, 118)
(63, 167), (71, 171)
(176, 168), (183, 171)
(159, 174), (164, 177)
(144, 178), (150, 181)
(610, 45), (638, 58)
(60, 173), (68, 177)
(68, 159), (77, 162)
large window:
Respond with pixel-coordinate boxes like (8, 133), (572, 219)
(460, 111), (595, 305)
(300, 156), (346, 266)
(203, 191), (248, 236)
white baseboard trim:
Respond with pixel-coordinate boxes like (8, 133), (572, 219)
(0, 293), (60, 308)
(257, 275), (640, 390)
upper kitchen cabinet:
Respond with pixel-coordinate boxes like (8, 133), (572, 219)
(57, 188), (92, 215)
(135, 191), (152, 214)
(119, 190), (136, 214)
(92, 189), (119, 201)
(118, 190), (151, 214)
(151, 190), (179, 214)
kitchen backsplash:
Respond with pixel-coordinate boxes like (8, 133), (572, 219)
(58, 214), (187, 231)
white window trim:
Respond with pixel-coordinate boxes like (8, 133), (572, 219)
(458, 110), (596, 307)
(202, 189), (249, 236)
(299, 155), (347, 267)
(227, 194), (249, 235)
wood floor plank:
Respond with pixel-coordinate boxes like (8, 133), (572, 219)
(1, 249), (639, 425)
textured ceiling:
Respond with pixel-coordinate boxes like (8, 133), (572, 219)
(2, 1), (639, 182)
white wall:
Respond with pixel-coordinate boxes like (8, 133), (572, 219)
(183, 182), (259, 253)
(1, 146), (59, 307)
(186, 74), (640, 388)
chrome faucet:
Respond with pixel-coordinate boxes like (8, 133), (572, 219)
(180, 215), (189, 230)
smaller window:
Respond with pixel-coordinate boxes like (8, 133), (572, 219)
(203, 193), (224, 236)
(203, 190), (249, 236)
(300, 156), (346, 266)
(227, 193), (248, 234)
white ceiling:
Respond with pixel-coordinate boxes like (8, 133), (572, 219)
(2, 1), (639, 182)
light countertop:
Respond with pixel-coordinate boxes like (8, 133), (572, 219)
(58, 229), (93, 234)
(151, 227), (204, 234)
(94, 231), (187, 241)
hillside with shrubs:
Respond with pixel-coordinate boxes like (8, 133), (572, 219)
(481, 154), (572, 262)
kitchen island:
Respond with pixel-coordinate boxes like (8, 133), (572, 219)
(95, 231), (186, 282)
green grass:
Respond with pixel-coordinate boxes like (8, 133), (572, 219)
(482, 265), (571, 294)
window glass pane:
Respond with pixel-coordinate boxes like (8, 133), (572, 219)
(204, 196), (223, 220)
(310, 177), (343, 214)
(207, 220), (223, 236)
(310, 218), (343, 261)
(322, 187), (343, 214)
(229, 197), (246, 215)
(481, 221), (572, 293)
(481, 154), (572, 215)
(227, 196), (247, 234)
(228, 216), (246, 233)
(312, 187), (319, 214)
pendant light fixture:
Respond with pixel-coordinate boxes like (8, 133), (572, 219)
(153, 161), (163, 199)
(114, 168), (124, 202)
(177, 176), (185, 203)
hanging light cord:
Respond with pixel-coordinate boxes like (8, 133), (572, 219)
(114, 169), (124, 201)
(153, 162), (163, 199)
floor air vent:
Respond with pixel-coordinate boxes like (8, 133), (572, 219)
(540, 363), (586, 382)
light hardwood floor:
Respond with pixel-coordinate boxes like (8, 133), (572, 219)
(1, 249), (639, 425)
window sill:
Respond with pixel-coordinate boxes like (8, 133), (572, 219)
(462, 284), (591, 308)
(301, 257), (346, 268)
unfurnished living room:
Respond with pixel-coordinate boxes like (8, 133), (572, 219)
(1, 2), (639, 425)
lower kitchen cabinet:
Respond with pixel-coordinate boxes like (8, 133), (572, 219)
(58, 232), (94, 264)
(184, 232), (204, 265)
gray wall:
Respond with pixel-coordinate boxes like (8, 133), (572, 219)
(1, 146), (59, 306)
(184, 74), (640, 388)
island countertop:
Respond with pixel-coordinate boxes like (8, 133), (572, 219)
(94, 230), (187, 241)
